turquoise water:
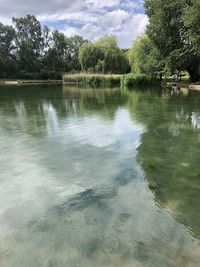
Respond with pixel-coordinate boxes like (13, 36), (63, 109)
(0, 85), (200, 267)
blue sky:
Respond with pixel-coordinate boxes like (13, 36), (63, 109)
(0, 0), (148, 48)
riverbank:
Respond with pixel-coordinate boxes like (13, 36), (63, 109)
(162, 82), (200, 91)
(0, 80), (63, 85)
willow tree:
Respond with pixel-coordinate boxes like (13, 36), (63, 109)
(78, 35), (130, 74)
(95, 35), (117, 49)
(78, 42), (104, 72)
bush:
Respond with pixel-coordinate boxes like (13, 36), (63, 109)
(40, 71), (61, 80)
(121, 74), (157, 87)
(87, 67), (95, 73)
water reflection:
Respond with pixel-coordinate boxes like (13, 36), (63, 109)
(0, 85), (200, 266)
(127, 89), (200, 237)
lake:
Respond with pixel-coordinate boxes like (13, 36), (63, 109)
(0, 85), (200, 267)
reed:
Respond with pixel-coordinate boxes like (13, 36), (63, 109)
(63, 73), (158, 87)
(63, 73), (122, 87)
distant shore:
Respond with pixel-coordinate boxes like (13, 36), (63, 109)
(0, 80), (63, 85)
(1, 77), (200, 92)
(162, 82), (200, 91)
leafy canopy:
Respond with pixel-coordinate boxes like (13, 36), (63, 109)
(144, 0), (200, 81)
(128, 35), (162, 77)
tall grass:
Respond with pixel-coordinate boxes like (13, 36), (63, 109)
(63, 73), (158, 87)
(63, 73), (121, 87)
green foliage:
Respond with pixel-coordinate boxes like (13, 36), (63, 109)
(0, 15), (88, 79)
(95, 60), (104, 73)
(144, 0), (200, 82)
(0, 22), (17, 78)
(63, 73), (157, 88)
(103, 48), (130, 74)
(78, 43), (104, 71)
(121, 74), (157, 87)
(128, 35), (163, 77)
(13, 15), (43, 73)
(0, 16), (129, 79)
(78, 35), (130, 74)
(95, 35), (117, 49)
(65, 35), (88, 71)
(183, 0), (200, 57)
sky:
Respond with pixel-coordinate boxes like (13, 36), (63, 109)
(0, 0), (148, 48)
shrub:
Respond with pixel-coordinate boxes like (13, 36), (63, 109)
(121, 74), (157, 87)
(87, 67), (95, 73)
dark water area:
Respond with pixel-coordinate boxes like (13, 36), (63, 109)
(0, 85), (200, 267)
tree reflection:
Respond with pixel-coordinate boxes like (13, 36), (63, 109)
(126, 88), (200, 236)
(0, 85), (128, 137)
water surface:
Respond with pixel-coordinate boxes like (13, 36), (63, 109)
(0, 85), (200, 267)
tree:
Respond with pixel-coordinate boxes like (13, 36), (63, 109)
(96, 36), (129, 74)
(0, 15), (89, 79)
(13, 15), (43, 74)
(0, 23), (16, 78)
(42, 30), (88, 76)
(128, 35), (163, 77)
(79, 42), (104, 72)
(65, 35), (88, 71)
(95, 35), (117, 49)
(41, 25), (52, 55)
(183, 0), (200, 57)
(103, 48), (129, 74)
(78, 35), (130, 74)
(144, 0), (200, 82)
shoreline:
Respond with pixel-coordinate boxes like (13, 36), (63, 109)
(0, 80), (63, 85)
(1, 79), (200, 92)
(162, 82), (200, 91)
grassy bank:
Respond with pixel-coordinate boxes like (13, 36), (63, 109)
(63, 73), (158, 87)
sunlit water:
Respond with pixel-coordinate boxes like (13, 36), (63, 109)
(0, 85), (200, 267)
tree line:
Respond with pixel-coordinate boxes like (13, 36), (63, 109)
(128, 0), (200, 82)
(145, 0), (200, 82)
(1, 1), (200, 82)
(0, 15), (88, 79)
(0, 15), (130, 79)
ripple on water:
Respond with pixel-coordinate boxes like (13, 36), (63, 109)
(0, 85), (200, 267)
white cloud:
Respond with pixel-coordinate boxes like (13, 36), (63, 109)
(0, 0), (82, 17)
(121, 0), (144, 10)
(85, 0), (120, 8)
(118, 13), (149, 48)
(62, 12), (148, 48)
(99, 10), (130, 29)
(0, 15), (12, 25)
(38, 11), (97, 24)
(62, 26), (80, 37)
(62, 23), (103, 41)
(0, 0), (148, 48)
